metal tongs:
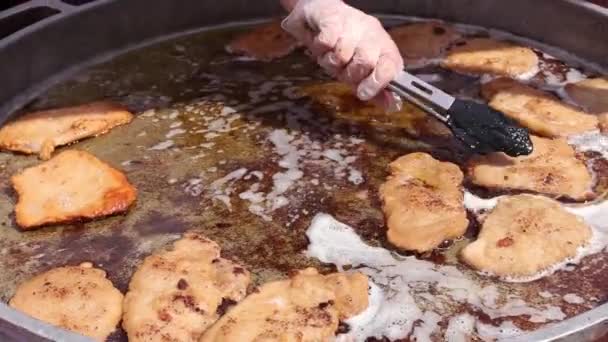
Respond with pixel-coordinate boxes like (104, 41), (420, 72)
(387, 70), (534, 157)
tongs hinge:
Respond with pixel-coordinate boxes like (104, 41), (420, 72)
(388, 71), (455, 123)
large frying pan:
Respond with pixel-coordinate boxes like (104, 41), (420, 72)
(0, 0), (607, 341)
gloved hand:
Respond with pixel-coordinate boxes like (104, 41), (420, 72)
(281, 0), (404, 109)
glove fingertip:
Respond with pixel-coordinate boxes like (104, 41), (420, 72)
(280, 13), (298, 33)
(356, 82), (378, 101)
(280, 17), (290, 31)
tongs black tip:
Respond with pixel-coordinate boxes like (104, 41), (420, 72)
(448, 99), (534, 157)
(388, 71), (534, 157)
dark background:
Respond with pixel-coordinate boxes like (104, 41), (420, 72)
(589, 0), (608, 7)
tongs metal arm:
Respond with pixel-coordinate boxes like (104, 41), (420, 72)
(387, 70), (456, 123)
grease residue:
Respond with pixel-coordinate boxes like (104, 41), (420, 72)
(306, 214), (564, 341)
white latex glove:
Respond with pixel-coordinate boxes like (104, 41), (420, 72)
(281, 0), (404, 109)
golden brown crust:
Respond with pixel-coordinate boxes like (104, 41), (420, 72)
(467, 135), (594, 200)
(460, 195), (591, 277)
(441, 38), (539, 78)
(389, 22), (462, 66)
(379, 153), (469, 252)
(226, 20), (301, 61)
(481, 78), (598, 137)
(11, 150), (137, 229)
(122, 232), (251, 342)
(300, 82), (451, 138)
(0, 101), (133, 160)
(199, 268), (368, 342)
(9, 263), (123, 341)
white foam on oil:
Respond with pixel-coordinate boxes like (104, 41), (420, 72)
(175, 98), (366, 222)
(149, 139), (174, 150)
(539, 291), (554, 299)
(444, 314), (476, 342)
(183, 178), (204, 197)
(476, 320), (524, 340)
(336, 282), (385, 342)
(441, 317), (524, 341)
(464, 191), (608, 282)
(208, 168), (248, 210)
(233, 124), (364, 221)
(187, 104), (243, 140)
(463, 191), (499, 212)
(543, 68), (587, 90)
(567, 67), (587, 84)
(563, 293), (585, 305)
(322, 149), (364, 185)
(483, 298), (565, 323)
(267, 130), (305, 209)
(218, 128), (305, 221)
(569, 131), (608, 160)
(168, 110), (179, 120)
(540, 66), (588, 106)
(539, 65), (587, 93)
(166, 128), (186, 138)
(141, 109), (156, 117)
(306, 213), (564, 342)
(411, 311), (442, 342)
